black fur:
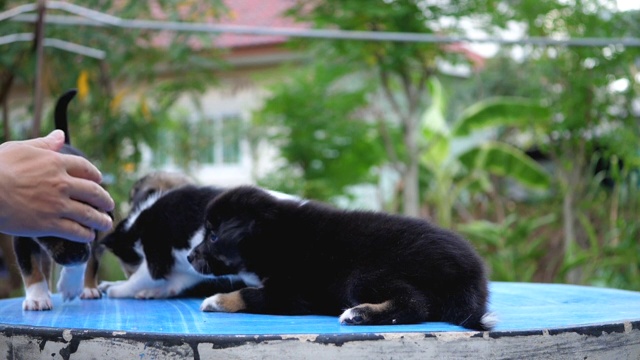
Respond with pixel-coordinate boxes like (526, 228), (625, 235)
(99, 185), (247, 299)
(189, 186), (494, 330)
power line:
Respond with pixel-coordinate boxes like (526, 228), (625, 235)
(3, 1), (640, 48)
(0, 33), (106, 58)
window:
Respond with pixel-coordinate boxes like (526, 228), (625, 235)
(155, 113), (243, 168)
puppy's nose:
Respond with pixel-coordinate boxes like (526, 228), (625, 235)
(187, 253), (195, 263)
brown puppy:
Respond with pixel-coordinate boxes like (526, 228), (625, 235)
(129, 171), (194, 209)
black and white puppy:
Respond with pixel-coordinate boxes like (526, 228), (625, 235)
(189, 186), (495, 331)
(99, 170), (195, 280)
(13, 89), (108, 310)
(98, 185), (248, 299)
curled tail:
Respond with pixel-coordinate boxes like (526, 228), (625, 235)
(54, 89), (77, 145)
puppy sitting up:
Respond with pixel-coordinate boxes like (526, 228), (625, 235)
(188, 186), (495, 331)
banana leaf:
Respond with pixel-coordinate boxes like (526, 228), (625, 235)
(453, 97), (551, 137)
(459, 142), (551, 189)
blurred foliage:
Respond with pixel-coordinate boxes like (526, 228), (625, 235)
(459, 213), (557, 282)
(284, 0), (512, 216)
(254, 62), (385, 201)
(419, 76), (551, 228)
(0, 0), (228, 213)
(459, 5), (640, 288)
(277, 0), (640, 290)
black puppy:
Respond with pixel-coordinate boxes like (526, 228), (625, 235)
(13, 89), (106, 310)
(98, 185), (248, 299)
(189, 186), (496, 330)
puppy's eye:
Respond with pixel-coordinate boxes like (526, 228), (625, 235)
(209, 232), (218, 242)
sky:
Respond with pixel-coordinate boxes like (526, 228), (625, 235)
(617, 0), (640, 11)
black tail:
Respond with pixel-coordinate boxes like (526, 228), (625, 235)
(54, 89), (77, 145)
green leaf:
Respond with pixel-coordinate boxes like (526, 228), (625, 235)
(458, 220), (503, 246)
(452, 97), (551, 137)
(422, 135), (451, 168)
(459, 142), (551, 189)
(421, 77), (450, 137)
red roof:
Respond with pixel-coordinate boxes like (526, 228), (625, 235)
(214, 0), (308, 48)
(148, 0), (306, 50)
(148, 0), (484, 67)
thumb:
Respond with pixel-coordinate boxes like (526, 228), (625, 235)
(24, 130), (66, 152)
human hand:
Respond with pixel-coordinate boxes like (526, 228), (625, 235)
(0, 130), (115, 242)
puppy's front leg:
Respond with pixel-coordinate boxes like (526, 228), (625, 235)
(57, 264), (86, 301)
(201, 287), (264, 313)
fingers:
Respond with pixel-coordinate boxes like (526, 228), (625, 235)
(61, 153), (104, 184)
(52, 218), (98, 243)
(60, 197), (113, 234)
(67, 175), (115, 212)
(23, 130), (66, 152)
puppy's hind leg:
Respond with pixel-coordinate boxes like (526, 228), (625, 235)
(339, 275), (429, 325)
(81, 242), (104, 299)
(13, 237), (53, 311)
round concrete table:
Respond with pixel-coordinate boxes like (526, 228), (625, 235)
(1, 282), (639, 359)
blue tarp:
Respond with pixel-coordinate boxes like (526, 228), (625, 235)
(1, 282), (639, 335)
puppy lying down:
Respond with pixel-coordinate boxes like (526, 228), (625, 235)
(188, 186), (495, 330)
(99, 184), (299, 299)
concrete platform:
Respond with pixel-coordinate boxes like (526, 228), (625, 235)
(1, 282), (640, 359)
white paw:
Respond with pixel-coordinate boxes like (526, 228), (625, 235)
(57, 265), (85, 302)
(23, 295), (53, 311)
(58, 284), (83, 302)
(106, 284), (136, 298)
(134, 288), (168, 299)
(80, 287), (102, 300)
(339, 307), (365, 325)
(98, 280), (123, 293)
(200, 295), (224, 312)
(23, 281), (52, 311)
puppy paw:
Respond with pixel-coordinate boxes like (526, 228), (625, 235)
(200, 294), (226, 312)
(339, 302), (399, 325)
(58, 284), (83, 302)
(339, 307), (366, 325)
(23, 297), (53, 311)
(98, 280), (123, 293)
(134, 288), (169, 299)
(105, 284), (136, 298)
(23, 281), (52, 311)
(57, 265), (85, 302)
(200, 291), (244, 312)
(80, 287), (102, 300)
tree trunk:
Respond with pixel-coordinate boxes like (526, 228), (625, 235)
(31, 0), (46, 138)
(402, 118), (420, 217)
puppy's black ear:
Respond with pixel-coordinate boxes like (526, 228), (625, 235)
(239, 186), (282, 221)
(100, 218), (136, 248)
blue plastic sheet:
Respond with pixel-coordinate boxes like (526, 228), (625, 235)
(1, 282), (639, 335)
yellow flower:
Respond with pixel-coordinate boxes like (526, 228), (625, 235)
(110, 90), (126, 113)
(77, 70), (90, 100)
(123, 162), (136, 173)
